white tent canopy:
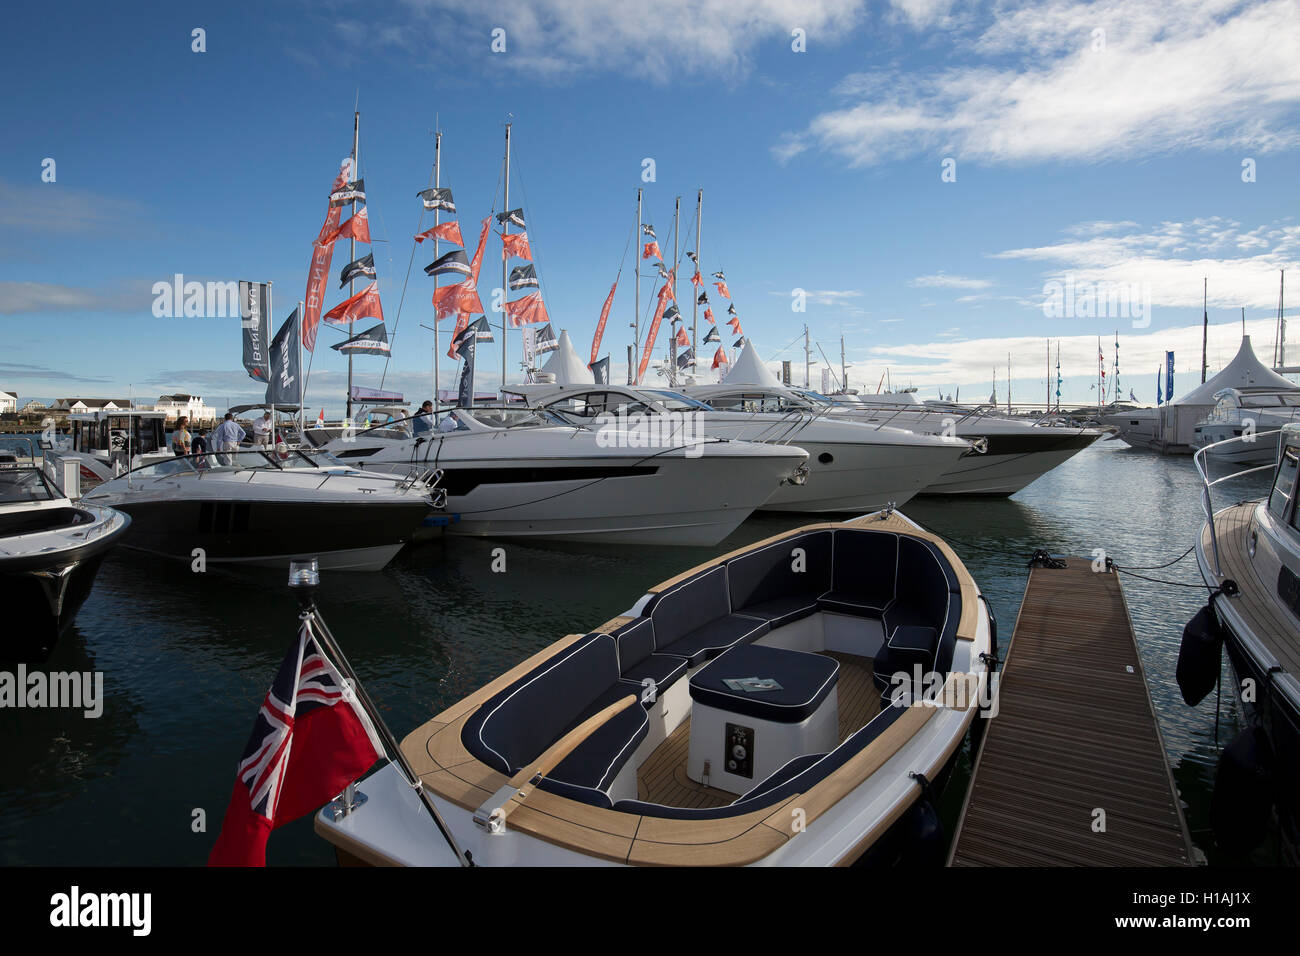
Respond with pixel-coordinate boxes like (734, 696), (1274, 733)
(539, 329), (594, 385)
(1173, 334), (1295, 405)
(721, 338), (784, 389)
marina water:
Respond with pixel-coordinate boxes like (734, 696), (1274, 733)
(0, 437), (1277, 865)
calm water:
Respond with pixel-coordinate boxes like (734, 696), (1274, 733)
(0, 438), (1279, 865)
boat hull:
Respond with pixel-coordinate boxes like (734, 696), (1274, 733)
(756, 440), (965, 512)
(918, 433), (1101, 496)
(103, 498), (428, 571)
(0, 507), (131, 661)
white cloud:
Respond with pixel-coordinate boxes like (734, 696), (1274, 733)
(909, 273), (992, 290)
(778, 0), (1300, 165)
(389, 0), (866, 79)
(993, 217), (1300, 309)
(841, 319), (1280, 401)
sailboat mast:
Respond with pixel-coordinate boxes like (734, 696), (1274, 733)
(669, 196), (679, 385)
(1201, 277), (1208, 384)
(632, 189), (641, 384)
(432, 131), (441, 405)
(1007, 352), (1011, 414)
(804, 326), (812, 387)
(693, 188), (701, 377)
(841, 335), (847, 392)
(501, 123), (511, 391)
(345, 110), (359, 421)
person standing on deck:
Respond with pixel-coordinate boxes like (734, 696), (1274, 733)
(212, 412), (245, 464)
(252, 412), (273, 447)
(171, 417), (191, 457)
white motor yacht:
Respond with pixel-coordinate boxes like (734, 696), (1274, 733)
(1193, 387), (1300, 465)
(505, 382), (970, 513)
(80, 448), (433, 571)
(318, 405), (809, 546)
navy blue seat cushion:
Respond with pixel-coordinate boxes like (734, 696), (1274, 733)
(535, 777), (614, 809)
(689, 645), (839, 723)
(610, 704), (907, 820)
(612, 618), (655, 672)
(550, 684), (649, 790)
(735, 752), (826, 803)
(657, 613), (770, 666)
(890, 537), (963, 675)
(726, 530), (832, 616)
(825, 529), (899, 612)
(647, 565), (731, 649)
(739, 594), (821, 629)
(817, 591), (887, 617)
(872, 624), (938, 694)
(462, 633), (622, 775)
(620, 653), (689, 697)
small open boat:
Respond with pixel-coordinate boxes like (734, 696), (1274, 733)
(0, 442), (131, 660)
(314, 509), (996, 866)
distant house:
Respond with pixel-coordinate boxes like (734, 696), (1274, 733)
(52, 398), (135, 413)
(19, 400), (46, 414)
(153, 393), (215, 422)
(0, 391), (16, 415)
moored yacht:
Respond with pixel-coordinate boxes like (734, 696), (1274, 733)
(316, 404), (809, 546)
(1193, 387), (1300, 465)
(1180, 425), (1300, 860)
(312, 509), (996, 866)
(682, 342), (1096, 497)
(0, 442), (131, 660)
(80, 448), (433, 571)
(505, 380), (970, 513)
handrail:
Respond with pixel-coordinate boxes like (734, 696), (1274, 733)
(1192, 434), (1279, 577)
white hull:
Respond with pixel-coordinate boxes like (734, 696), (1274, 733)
(330, 427), (806, 546)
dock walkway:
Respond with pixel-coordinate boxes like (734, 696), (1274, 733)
(948, 558), (1194, 866)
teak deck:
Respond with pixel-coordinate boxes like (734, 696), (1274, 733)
(637, 652), (880, 807)
(947, 558), (1194, 866)
(1202, 502), (1300, 677)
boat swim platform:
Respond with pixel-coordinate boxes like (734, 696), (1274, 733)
(948, 557), (1195, 867)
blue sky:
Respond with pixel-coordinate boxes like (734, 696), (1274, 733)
(3, 0), (1299, 414)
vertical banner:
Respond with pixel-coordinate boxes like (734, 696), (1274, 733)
(240, 280), (271, 382)
(782, 361), (791, 385)
(457, 330), (478, 408)
(636, 279), (673, 384)
(589, 356), (610, 384)
(266, 309), (301, 406)
(1156, 366), (1163, 407)
(303, 159), (352, 351)
(591, 278), (618, 365)
(821, 367), (830, 393)
(1165, 351), (1175, 402)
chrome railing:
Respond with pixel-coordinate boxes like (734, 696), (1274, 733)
(1192, 434), (1278, 577)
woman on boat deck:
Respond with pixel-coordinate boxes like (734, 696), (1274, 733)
(171, 417), (191, 456)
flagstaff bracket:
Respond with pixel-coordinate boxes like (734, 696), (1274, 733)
(326, 782), (369, 820)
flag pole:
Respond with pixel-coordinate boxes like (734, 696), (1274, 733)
(433, 130), (441, 407)
(297, 301), (305, 442)
(295, 592), (472, 867)
(268, 281), (275, 448)
(501, 122), (511, 392)
(345, 110), (360, 423)
(632, 189), (641, 385)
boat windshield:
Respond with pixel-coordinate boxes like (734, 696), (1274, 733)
(1242, 393), (1300, 408)
(0, 468), (60, 503)
(640, 389), (712, 412)
(705, 391), (813, 414)
(455, 406), (564, 429)
(1269, 445), (1299, 519)
(124, 450), (287, 479)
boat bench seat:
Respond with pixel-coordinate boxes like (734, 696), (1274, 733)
(462, 632), (651, 793)
(872, 536), (963, 696)
(611, 701), (909, 820)
(610, 618), (689, 695)
(641, 564), (772, 666)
